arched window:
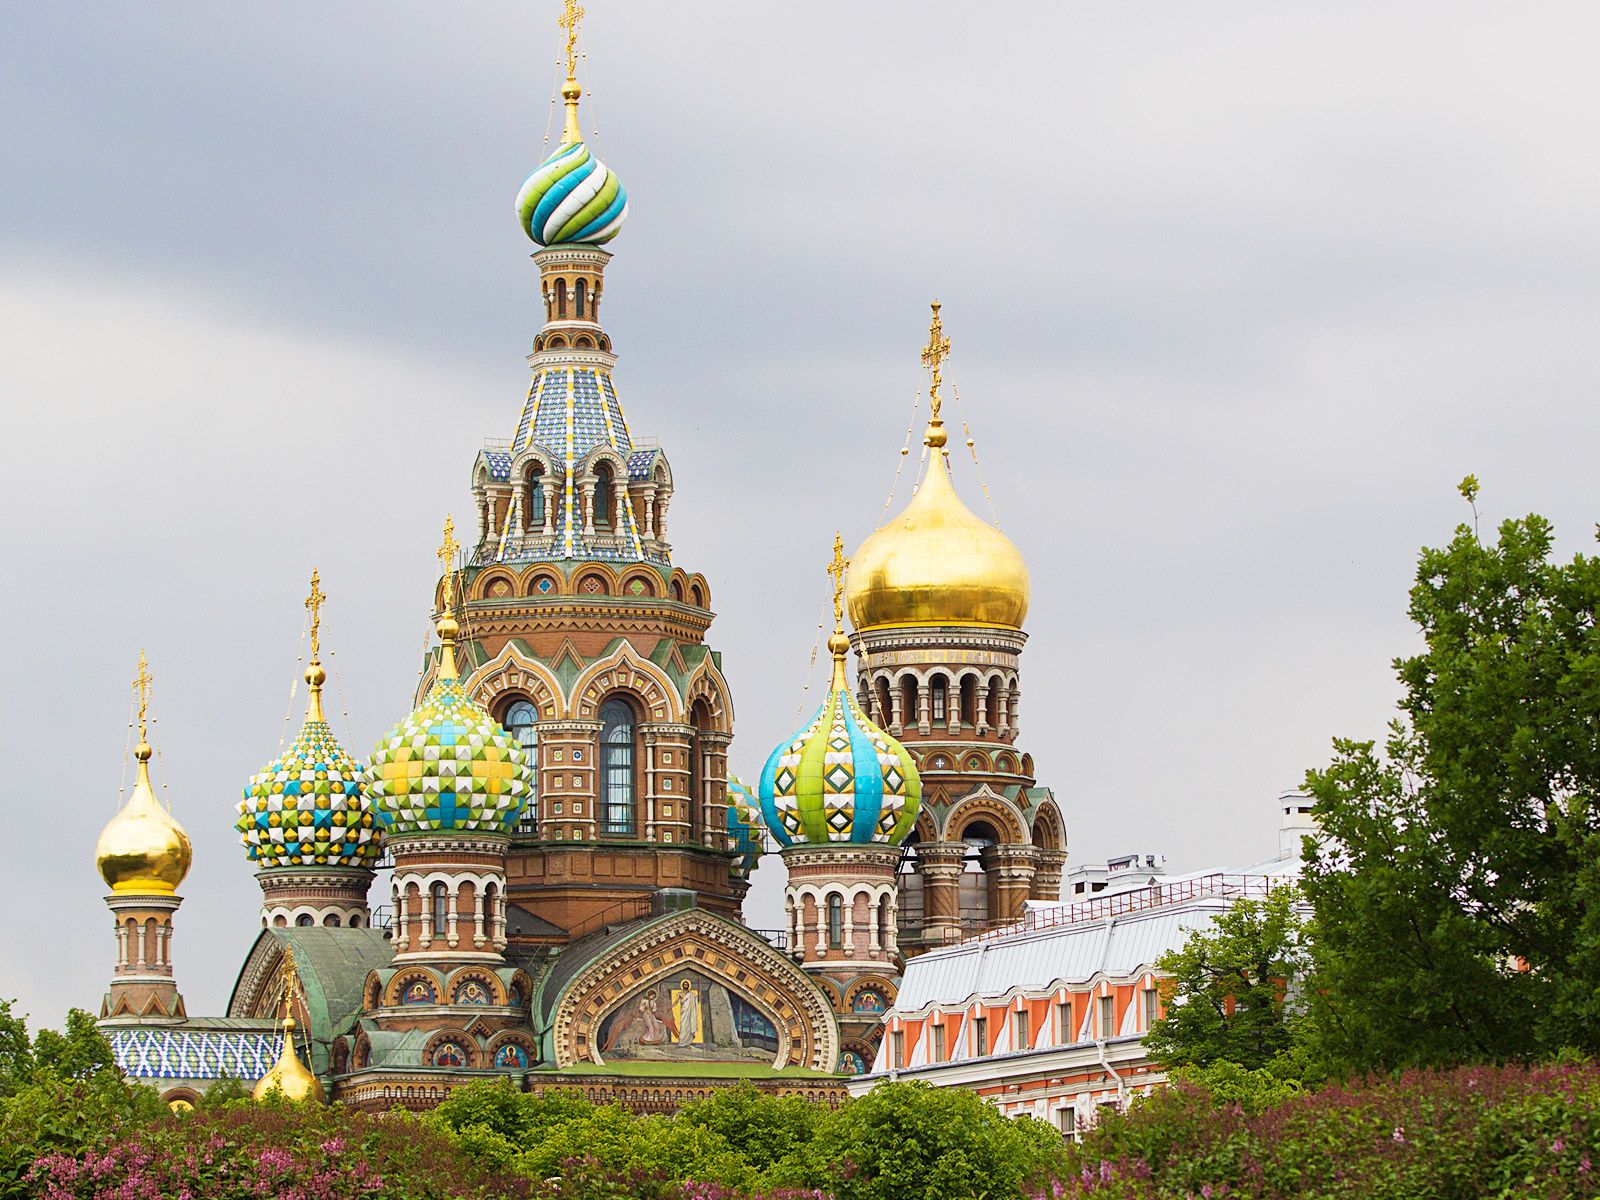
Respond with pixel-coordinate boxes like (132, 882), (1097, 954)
(960, 821), (998, 931)
(575, 278), (587, 319)
(593, 462), (613, 528)
(599, 699), (636, 836)
(325, 913), (341, 928)
(504, 700), (540, 837)
(827, 894), (844, 949)
(431, 882), (449, 936)
(930, 675), (948, 724)
(527, 466), (545, 528)
(689, 699), (713, 843)
(960, 676), (978, 727)
(554, 279), (568, 319)
(295, 913), (314, 927)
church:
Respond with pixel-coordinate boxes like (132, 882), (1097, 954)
(90, 4), (1067, 1112)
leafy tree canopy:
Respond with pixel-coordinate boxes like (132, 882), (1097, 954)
(1302, 484), (1600, 1071)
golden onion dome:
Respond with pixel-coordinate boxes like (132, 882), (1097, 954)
(96, 741), (193, 894)
(847, 451), (1030, 631)
(252, 1015), (325, 1103)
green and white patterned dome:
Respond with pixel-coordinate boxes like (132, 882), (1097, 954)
(366, 615), (532, 837)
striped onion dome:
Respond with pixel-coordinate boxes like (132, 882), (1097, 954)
(517, 138), (628, 247)
(757, 641), (921, 848)
(726, 776), (763, 875)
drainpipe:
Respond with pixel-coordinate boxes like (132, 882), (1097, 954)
(1096, 1039), (1127, 1110)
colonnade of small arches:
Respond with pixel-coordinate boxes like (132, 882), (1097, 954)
(468, 560), (710, 607)
(786, 882), (899, 962)
(859, 666), (1022, 740)
(390, 871), (508, 954)
(260, 904), (368, 929)
(472, 446), (674, 562)
(112, 915), (173, 973)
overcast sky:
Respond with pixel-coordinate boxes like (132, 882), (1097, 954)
(6, 2), (1600, 1030)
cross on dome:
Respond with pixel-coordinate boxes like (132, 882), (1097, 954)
(920, 301), (952, 449)
(436, 516), (460, 610)
(133, 649), (152, 746)
(305, 569), (326, 661)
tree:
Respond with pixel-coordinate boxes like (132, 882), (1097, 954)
(1301, 484), (1600, 1071)
(778, 1080), (1064, 1200)
(1143, 889), (1311, 1077)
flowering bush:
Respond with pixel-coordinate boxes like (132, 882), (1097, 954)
(1053, 1060), (1600, 1199)
(28, 1100), (519, 1200)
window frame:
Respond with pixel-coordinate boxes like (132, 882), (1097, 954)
(598, 698), (637, 837)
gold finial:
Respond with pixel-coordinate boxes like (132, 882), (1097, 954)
(303, 569), (328, 723)
(920, 301), (952, 450)
(434, 517), (462, 679)
(133, 649), (153, 753)
(825, 533), (851, 689)
(558, 0), (586, 145)
(253, 944), (324, 1103)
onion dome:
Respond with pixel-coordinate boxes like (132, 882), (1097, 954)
(726, 777), (763, 874)
(515, 31), (627, 247)
(254, 947), (324, 1103)
(759, 537), (921, 848)
(96, 653), (192, 894)
(237, 573), (381, 870)
(365, 522), (532, 836)
(846, 302), (1030, 632)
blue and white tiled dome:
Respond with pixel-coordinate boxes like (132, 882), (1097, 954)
(726, 776), (763, 874)
(239, 711), (379, 870)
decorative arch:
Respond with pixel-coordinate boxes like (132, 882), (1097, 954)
(942, 788), (1029, 846)
(473, 568), (519, 601)
(384, 967), (444, 1008)
(570, 643), (684, 723)
(842, 974), (898, 1014)
(461, 643), (566, 722)
(550, 911), (838, 1073)
(525, 569), (562, 598)
(445, 967), (507, 1007)
(421, 1029), (477, 1069)
(1031, 797), (1066, 852)
(617, 567), (659, 598)
(686, 573), (711, 609)
(486, 1030), (537, 1070)
(573, 569), (613, 596)
(683, 658), (735, 733)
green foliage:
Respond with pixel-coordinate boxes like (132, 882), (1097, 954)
(1062, 1060), (1600, 1198)
(677, 1084), (823, 1173)
(776, 1080), (1065, 1200)
(1302, 497), (1600, 1072)
(1144, 889), (1313, 1079)
(1169, 1060), (1304, 1116)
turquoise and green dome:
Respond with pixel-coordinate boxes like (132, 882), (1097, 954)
(365, 640), (532, 837)
(238, 696), (379, 870)
(517, 138), (628, 247)
(757, 647), (921, 848)
(726, 777), (763, 874)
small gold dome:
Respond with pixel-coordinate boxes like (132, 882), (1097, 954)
(252, 1016), (325, 1103)
(95, 744), (193, 894)
(847, 453), (1030, 631)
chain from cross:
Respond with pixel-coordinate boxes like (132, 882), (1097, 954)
(920, 300), (952, 422)
(437, 516), (460, 611)
(826, 531), (849, 629)
(560, 0), (584, 82)
(133, 649), (152, 743)
(305, 568), (326, 661)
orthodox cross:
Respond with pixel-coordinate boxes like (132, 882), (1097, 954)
(560, 0), (584, 84)
(305, 568), (326, 661)
(437, 516), (460, 611)
(133, 649), (152, 743)
(826, 531), (848, 631)
(920, 300), (952, 425)
(279, 943), (304, 1024)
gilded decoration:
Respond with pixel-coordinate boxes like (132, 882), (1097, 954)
(596, 968), (781, 1065)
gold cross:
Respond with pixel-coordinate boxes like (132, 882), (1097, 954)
(920, 300), (952, 423)
(437, 515), (460, 610)
(133, 650), (152, 744)
(826, 531), (848, 629)
(305, 568), (326, 661)
(560, 0), (585, 83)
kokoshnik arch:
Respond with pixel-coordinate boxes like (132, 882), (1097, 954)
(89, 2), (1065, 1111)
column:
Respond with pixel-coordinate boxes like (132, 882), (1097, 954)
(446, 886), (459, 948)
(541, 481), (557, 536)
(889, 686), (904, 736)
(642, 487), (657, 539)
(976, 682), (991, 735)
(919, 843), (965, 946)
(997, 688), (1011, 740)
(843, 895), (856, 958)
(473, 887), (486, 949)
(1031, 849), (1068, 903)
(992, 845), (1039, 922)
(418, 887), (432, 949)
(917, 684), (932, 736)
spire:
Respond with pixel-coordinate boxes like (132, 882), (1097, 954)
(825, 532), (850, 691)
(435, 516), (462, 680)
(558, 0), (585, 146)
(920, 301), (952, 452)
(97, 651), (193, 894)
(303, 568), (328, 723)
(253, 944), (325, 1103)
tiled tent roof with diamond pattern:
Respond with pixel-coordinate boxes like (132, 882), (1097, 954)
(108, 1025), (281, 1081)
(757, 683), (920, 848)
(365, 674), (532, 836)
(238, 716), (381, 870)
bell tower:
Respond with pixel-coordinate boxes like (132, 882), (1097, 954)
(847, 305), (1067, 956)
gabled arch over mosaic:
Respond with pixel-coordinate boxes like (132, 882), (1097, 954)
(547, 911), (838, 1073)
(570, 643), (682, 722)
(461, 645), (565, 721)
